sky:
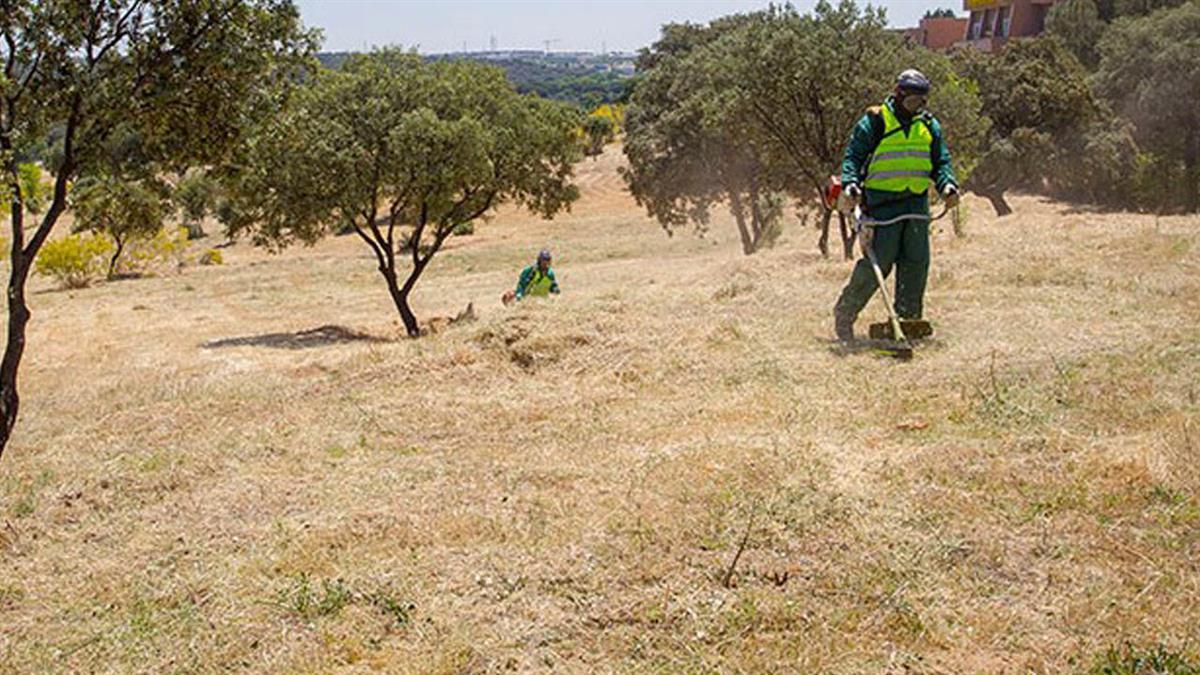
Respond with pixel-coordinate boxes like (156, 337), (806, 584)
(294, 1), (960, 54)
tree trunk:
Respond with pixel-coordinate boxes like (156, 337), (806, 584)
(1185, 129), (1199, 213)
(107, 235), (125, 280)
(817, 209), (831, 258)
(0, 223), (30, 461)
(837, 212), (856, 260)
(385, 268), (420, 338)
(391, 278), (420, 336)
(980, 190), (1013, 217)
(729, 192), (755, 255)
(0, 94), (78, 460)
(747, 181), (763, 253)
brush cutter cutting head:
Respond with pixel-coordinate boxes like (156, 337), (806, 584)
(874, 345), (914, 361)
(869, 320), (933, 341)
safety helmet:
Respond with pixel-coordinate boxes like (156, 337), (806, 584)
(896, 69), (931, 95)
(538, 249), (552, 261)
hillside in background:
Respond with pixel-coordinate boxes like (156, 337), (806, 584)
(317, 50), (636, 108)
(1, 146), (1198, 671)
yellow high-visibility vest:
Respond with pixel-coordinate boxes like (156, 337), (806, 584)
(864, 103), (934, 194)
(525, 270), (554, 297)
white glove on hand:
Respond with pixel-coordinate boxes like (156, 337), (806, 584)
(837, 183), (862, 215)
(942, 184), (960, 209)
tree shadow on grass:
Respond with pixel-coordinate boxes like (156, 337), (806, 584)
(203, 324), (391, 350)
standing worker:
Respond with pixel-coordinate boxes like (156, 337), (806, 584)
(833, 69), (959, 342)
(513, 249), (560, 302)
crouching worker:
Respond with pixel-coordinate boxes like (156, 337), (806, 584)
(504, 249), (560, 305)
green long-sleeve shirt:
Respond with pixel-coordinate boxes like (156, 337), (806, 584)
(515, 264), (559, 299)
(840, 96), (957, 219)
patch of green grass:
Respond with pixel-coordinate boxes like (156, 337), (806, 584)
(12, 491), (35, 518)
(274, 575), (414, 627)
(6, 470), (54, 518)
(0, 584), (26, 609)
(968, 354), (1076, 430)
(367, 589), (414, 627)
(276, 573), (353, 620)
(1087, 642), (1200, 674)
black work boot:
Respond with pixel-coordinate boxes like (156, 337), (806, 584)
(834, 309), (856, 342)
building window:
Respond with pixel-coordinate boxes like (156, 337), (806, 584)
(1031, 4), (1050, 33)
(997, 5), (1012, 37)
(980, 8), (996, 38)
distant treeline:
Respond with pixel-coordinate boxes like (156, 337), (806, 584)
(317, 52), (633, 109)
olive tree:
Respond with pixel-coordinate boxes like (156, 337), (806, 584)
(622, 14), (782, 256)
(1046, 0), (1108, 69)
(71, 175), (170, 278)
(582, 114), (616, 158)
(1095, 0), (1200, 212)
(954, 38), (1096, 215)
(174, 172), (217, 239)
(221, 50), (582, 337)
(0, 0), (317, 459)
(716, 1), (985, 258)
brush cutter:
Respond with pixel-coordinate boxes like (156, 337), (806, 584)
(854, 205), (949, 360)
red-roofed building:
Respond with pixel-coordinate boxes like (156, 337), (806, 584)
(903, 16), (970, 51)
(958, 0), (1065, 51)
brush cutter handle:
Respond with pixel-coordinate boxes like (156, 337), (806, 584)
(856, 205), (950, 228)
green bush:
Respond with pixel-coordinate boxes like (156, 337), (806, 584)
(121, 226), (188, 275)
(582, 114), (616, 157)
(17, 163), (48, 215)
(197, 248), (224, 265)
(173, 172), (216, 239)
(35, 233), (113, 289)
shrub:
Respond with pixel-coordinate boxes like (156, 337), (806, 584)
(591, 103), (625, 130)
(582, 114), (617, 157)
(197, 248), (224, 265)
(17, 163), (48, 215)
(35, 234), (113, 289)
(173, 172), (216, 239)
(120, 226), (188, 276)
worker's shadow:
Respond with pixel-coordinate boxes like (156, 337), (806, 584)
(202, 324), (390, 350)
(825, 337), (944, 359)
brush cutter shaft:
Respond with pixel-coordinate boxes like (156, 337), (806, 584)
(854, 205), (920, 356)
(865, 245), (907, 344)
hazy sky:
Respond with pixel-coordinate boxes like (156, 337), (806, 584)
(294, 1), (960, 54)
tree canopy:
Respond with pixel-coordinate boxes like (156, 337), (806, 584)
(1094, 0), (1200, 211)
(953, 37), (1099, 214)
(0, 0), (317, 459)
(624, 0), (985, 256)
(221, 49), (582, 336)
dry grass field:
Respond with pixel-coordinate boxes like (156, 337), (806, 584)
(1, 145), (1198, 673)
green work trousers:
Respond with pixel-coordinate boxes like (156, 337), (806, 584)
(834, 212), (930, 321)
